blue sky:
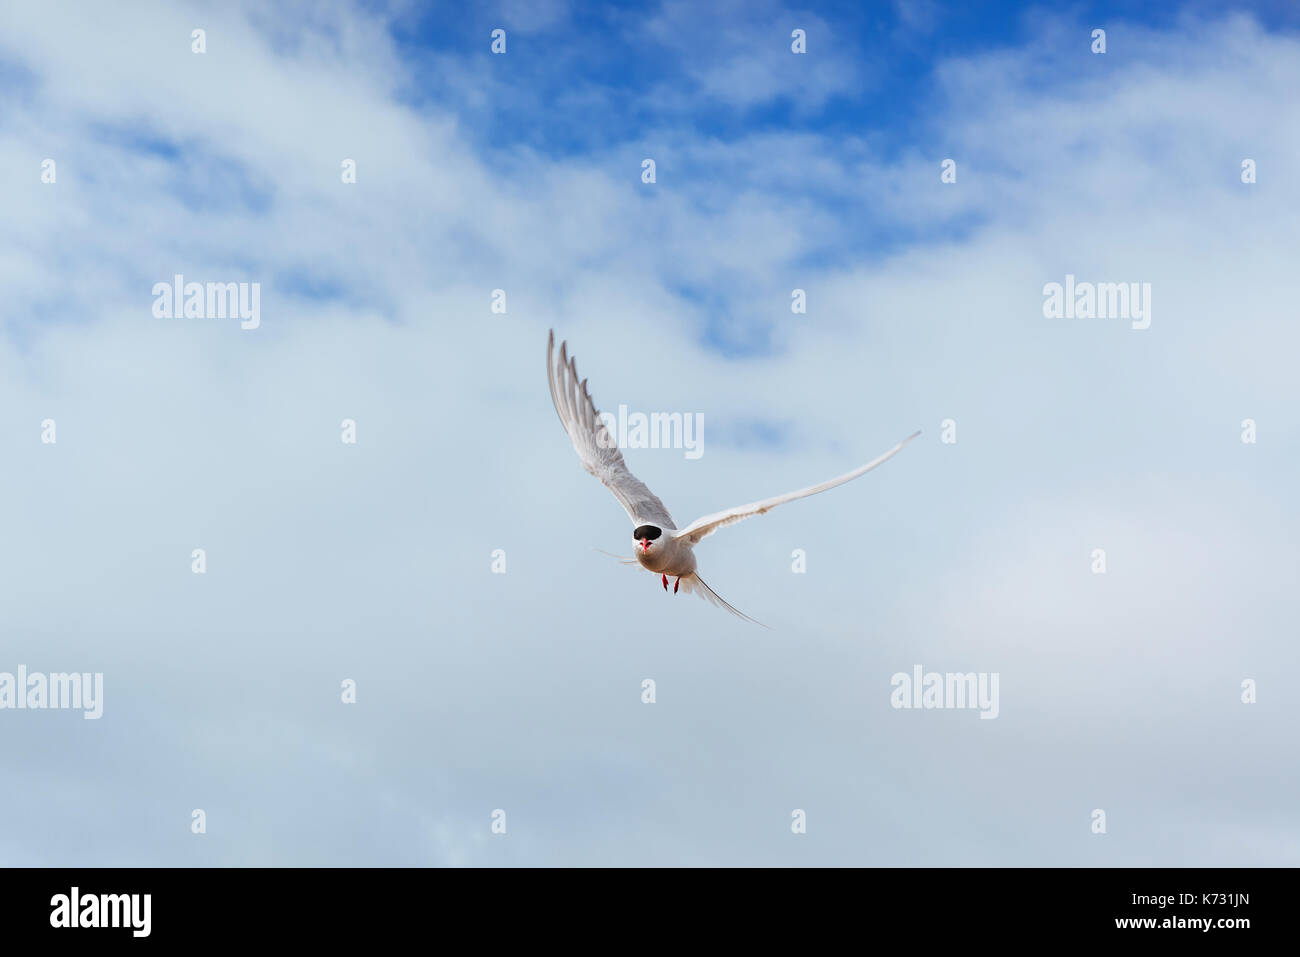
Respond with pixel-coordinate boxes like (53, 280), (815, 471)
(0, 0), (1297, 866)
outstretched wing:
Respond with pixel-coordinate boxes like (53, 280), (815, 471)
(547, 330), (676, 529)
(674, 431), (920, 545)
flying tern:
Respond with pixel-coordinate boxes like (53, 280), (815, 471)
(547, 329), (918, 625)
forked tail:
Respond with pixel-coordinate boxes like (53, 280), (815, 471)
(677, 572), (770, 629)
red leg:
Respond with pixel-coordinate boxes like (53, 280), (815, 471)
(674, 577), (680, 594)
(662, 574), (668, 590)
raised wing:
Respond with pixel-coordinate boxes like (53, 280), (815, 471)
(674, 431), (920, 545)
(547, 330), (676, 529)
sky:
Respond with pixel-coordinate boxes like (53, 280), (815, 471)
(1, 0), (1297, 866)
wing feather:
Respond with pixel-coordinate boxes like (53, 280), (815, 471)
(675, 431), (920, 545)
(547, 330), (676, 529)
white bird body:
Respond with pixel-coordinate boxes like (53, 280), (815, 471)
(547, 330), (918, 625)
(632, 530), (695, 577)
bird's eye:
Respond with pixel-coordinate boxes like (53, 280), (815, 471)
(633, 525), (662, 541)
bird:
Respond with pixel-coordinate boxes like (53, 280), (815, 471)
(546, 329), (919, 625)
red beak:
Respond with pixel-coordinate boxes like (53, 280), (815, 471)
(641, 539), (650, 551)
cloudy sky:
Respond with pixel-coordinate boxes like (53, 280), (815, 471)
(1, 0), (1297, 866)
